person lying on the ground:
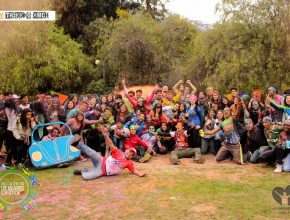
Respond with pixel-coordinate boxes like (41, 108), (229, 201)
(73, 127), (148, 180)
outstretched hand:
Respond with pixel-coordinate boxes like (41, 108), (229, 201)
(101, 127), (108, 136)
(139, 173), (148, 177)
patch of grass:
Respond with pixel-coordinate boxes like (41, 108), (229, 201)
(3, 157), (289, 220)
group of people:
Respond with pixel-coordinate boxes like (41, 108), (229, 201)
(0, 79), (289, 180)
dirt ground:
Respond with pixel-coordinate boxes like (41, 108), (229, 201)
(1, 154), (289, 220)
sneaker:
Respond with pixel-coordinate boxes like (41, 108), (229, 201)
(139, 152), (151, 163)
(77, 155), (87, 162)
(73, 169), (82, 175)
(274, 164), (283, 173)
(169, 157), (179, 165)
(71, 135), (82, 147)
(193, 157), (205, 164)
(57, 163), (69, 168)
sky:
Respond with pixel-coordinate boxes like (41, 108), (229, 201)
(166, 0), (221, 24)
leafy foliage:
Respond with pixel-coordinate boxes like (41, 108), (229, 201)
(0, 23), (98, 94)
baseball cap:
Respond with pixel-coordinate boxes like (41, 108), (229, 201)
(125, 147), (137, 156)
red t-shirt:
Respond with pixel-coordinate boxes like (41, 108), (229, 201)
(123, 134), (149, 150)
(102, 148), (135, 176)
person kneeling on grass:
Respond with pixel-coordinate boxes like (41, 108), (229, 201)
(205, 107), (243, 165)
(73, 127), (147, 180)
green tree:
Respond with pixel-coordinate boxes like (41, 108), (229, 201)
(54, 0), (142, 39)
(187, 0), (289, 93)
(0, 23), (98, 94)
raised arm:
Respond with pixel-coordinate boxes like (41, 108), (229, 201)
(121, 78), (129, 95)
(145, 85), (157, 105)
(186, 80), (197, 95)
(101, 127), (116, 151)
(270, 100), (285, 112)
(173, 80), (183, 95)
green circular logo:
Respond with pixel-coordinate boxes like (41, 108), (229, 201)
(0, 169), (32, 207)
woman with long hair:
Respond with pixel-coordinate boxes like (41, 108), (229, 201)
(64, 100), (74, 117)
(30, 101), (49, 141)
(149, 103), (169, 129)
(12, 108), (36, 165)
(96, 95), (108, 112)
(4, 98), (18, 166)
(115, 104), (130, 124)
(48, 97), (66, 124)
(210, 91), (222, 111)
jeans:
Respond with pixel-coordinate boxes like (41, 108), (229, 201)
(113, 136), (124, 151)
(283, 152), (290, 172)
(201, 137), (215, 154)
(76, 142), (103, 180)
(5, 130), (17, 164)
(250, 146), (273, 164)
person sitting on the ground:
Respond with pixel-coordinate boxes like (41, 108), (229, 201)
(243, 108), (268, 154)
(169, 122), (205, 165)
(73, 127), (147, 180)
(250, 116), (283, 164)
(139, 125), (159, 162)
(274, 120), (290, 172)
(156, 122), (173, 154)
(123, 125), (156, 162)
